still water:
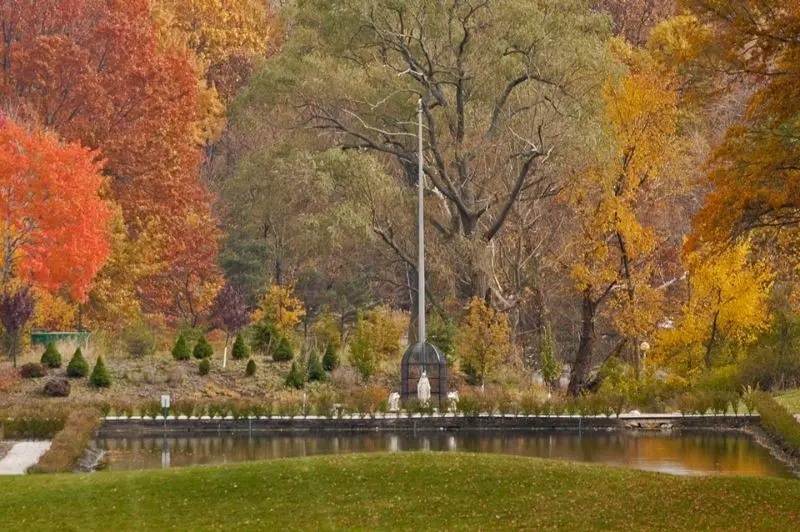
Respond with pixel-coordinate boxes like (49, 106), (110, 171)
(92, 429), (795, 478)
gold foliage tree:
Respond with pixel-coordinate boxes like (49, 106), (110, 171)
(651, 242), (773, 379)
(456, 297), (511, 389)
(565, 40), (687, 394)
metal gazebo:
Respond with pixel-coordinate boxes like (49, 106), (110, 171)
(401, 342), (447, 405)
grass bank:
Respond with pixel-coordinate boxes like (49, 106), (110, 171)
(775, 389), (800, 414)
(754, 392), (800, 460)
(0, 453), (799, 530)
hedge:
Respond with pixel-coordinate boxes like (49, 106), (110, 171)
(753, 391), (800, 459)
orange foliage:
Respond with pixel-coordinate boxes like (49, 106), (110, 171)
(0, 0), (221, 319)
(678, 1), (800, 251)
(0, 117), (111, 301)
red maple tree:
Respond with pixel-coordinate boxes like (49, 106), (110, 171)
(0, 0), (221, 320)
(0, 116), (111, 300)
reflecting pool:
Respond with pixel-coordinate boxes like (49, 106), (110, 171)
(92, 429), (794, 478)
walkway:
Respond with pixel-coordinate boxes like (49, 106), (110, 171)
(0, 441), (51, 475)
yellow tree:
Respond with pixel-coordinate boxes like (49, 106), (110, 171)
(348, 306), (405, 382)
(456, 297), (511, 390)
(253, 284), (306, 335)
(651, 242), (773, 379)
(152, 0), (276, 142)
(566, 40), (685, 394)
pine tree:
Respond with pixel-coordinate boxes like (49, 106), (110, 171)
(89, 356), (111, 388)
(273, 336), (294, 362)
(540, 323), (560, 389)
(285, 361), (305, 389)
(232, 332), (249, 360)
(171, 333), (191, 360)
(40, 340), (62, 368)
(66, 347), (90, 378)
(193, 334), (213, 359)
(245, 358), (257, 376)
(306, 348), (326, 382)
(322, 342), (339, 372)
(198, 357), (211, 376)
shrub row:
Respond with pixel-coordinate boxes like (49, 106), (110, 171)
(103, 388), (701, 421)
(752, 391), (800, 459)
(28, 406), (104, 474)
(0, 402), (69, 438)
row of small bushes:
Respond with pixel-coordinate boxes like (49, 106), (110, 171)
(107, 389), (390, 420)
(675, 390), (746, 416)
(0, 402), (70, 438)
(752, 391), (800, 459)
(28, 406), (104, 473)
(102, 389), (670, 421)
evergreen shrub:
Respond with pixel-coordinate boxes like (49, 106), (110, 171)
(66, 348), (89, 378)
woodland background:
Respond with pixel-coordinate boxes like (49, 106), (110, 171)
(0, 0), (798, 400)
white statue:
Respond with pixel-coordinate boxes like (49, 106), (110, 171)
(417, 371), (431, 402)
(388, 392), (400, 412)
(447, 391), (459, 412)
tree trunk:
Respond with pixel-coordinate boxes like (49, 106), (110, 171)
(568, 289), (596, 396)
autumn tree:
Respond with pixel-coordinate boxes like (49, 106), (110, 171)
(0, 117), (111, 300)
(565, 42), (687, 394)
(237, 0), (614, 331)
(210, 282), (250, 347)
(253, 284), (307, 336)
(153, 0), (277, 103)
(0, 285), (35, 367)
(0, 0), (221, 324)
(651, 242), (773, 379)
(456, 297), (511, 390)
(663, 2), (800, 257)
(598, 0), (676, 45)
(348, 306), (405, 382)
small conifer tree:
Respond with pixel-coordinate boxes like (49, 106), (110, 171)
(171, 333), (191, 360)
(40, 340), (62, 368)
(245, 358), (257, 377)
(272, 336), (294, 362)
(540, 323), (560, 392)
(89, 356), (112, 388)
(193, 334), (213, 359)
(198, 357), (211, 376)
(232, 333), (249, 360)
(66, 347), (90, 378)
(307, 348), (326, 382)
(322, 342), (339, 372)
(285, 361), (305, 389)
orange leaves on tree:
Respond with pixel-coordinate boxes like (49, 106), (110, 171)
(675, 1), (800, 250)
(0, 117), (111, 301)
(0, 0), (222, 322)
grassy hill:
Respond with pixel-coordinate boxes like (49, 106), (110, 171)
(1, 453), (799, 530)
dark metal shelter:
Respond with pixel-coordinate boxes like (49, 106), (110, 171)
(400, 342), (447, 405)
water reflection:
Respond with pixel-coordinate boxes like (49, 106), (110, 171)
(92, 429), (794, 478)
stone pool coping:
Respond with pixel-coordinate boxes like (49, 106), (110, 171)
(97, 413), (759, 437)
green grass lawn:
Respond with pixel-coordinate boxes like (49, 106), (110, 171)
(775, 389), (800, 414)
(0, 453), (798, 531)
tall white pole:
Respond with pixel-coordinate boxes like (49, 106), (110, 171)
(417, 98), (426, 345)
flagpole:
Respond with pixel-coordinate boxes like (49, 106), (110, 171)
(417, 98), (426, 346)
